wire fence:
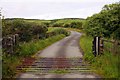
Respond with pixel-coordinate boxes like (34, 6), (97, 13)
(103, 39), (120, 55)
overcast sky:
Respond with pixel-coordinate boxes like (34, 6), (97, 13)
(0, 0), (119, 20)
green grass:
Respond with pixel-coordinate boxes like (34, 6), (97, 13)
(80, 34), (94, 61)
(50, 69), (70, 74)
(80, 34), (119, 78)
(2, 54), (22, 78)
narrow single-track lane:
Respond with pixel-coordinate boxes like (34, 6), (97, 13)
(17, 31), (100, 78)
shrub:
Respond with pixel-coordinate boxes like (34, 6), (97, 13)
(31, 23), (48, 39)
(52, 28), (70, 36)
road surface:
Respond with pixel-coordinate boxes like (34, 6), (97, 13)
(17, 31), (100, 78)
(38, 31), (83, 58)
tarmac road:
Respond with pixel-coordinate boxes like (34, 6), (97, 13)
(18, 31), (100, 78)
(38, 31), (83, 58)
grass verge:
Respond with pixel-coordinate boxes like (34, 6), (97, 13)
(80, 34), (119, 78)
(19, 34), (65, 57)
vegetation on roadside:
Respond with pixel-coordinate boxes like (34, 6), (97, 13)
(80, 34), (119, 78)
(47, 27), (70, 36)
(80, 2), (119, 78)
(2, 54), (22, 78)
(2, 34), (66, 78)
(79, 34), (94, 61)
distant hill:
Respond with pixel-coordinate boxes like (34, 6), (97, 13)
(4, 18), (85, 21)
(51, 18), (85, 21)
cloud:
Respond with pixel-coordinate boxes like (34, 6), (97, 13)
(1, 0), (119, 3)
(0, 0), (119, 19)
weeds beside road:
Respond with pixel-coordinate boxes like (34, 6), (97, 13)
(80, 34), (119, 78)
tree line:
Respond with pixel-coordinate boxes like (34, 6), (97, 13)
(2, 19), (48, 42)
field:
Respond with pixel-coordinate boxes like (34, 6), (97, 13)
(24, 19), (51, 25)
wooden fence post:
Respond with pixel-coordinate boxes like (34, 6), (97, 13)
(92, 36), (102, 57)
(2, 34), (19, 55)
(7, 37), (13, 55)
(92, 37), (97, 57)
(13, 34), (19, 53)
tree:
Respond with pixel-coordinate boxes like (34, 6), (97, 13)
(31, 23), (48, 39)
(84, 2), (120, 39)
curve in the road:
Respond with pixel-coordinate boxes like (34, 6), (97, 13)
(17, 31), (101, 78)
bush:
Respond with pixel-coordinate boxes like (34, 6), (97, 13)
(52, 28), (70, 36)
(70, 22), (83, 29)
(52, 23), (63, 27)
(31, 23), (48, 39)
(63, 23), (70, 28)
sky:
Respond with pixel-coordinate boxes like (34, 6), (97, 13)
(0, 0), (119, 20)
